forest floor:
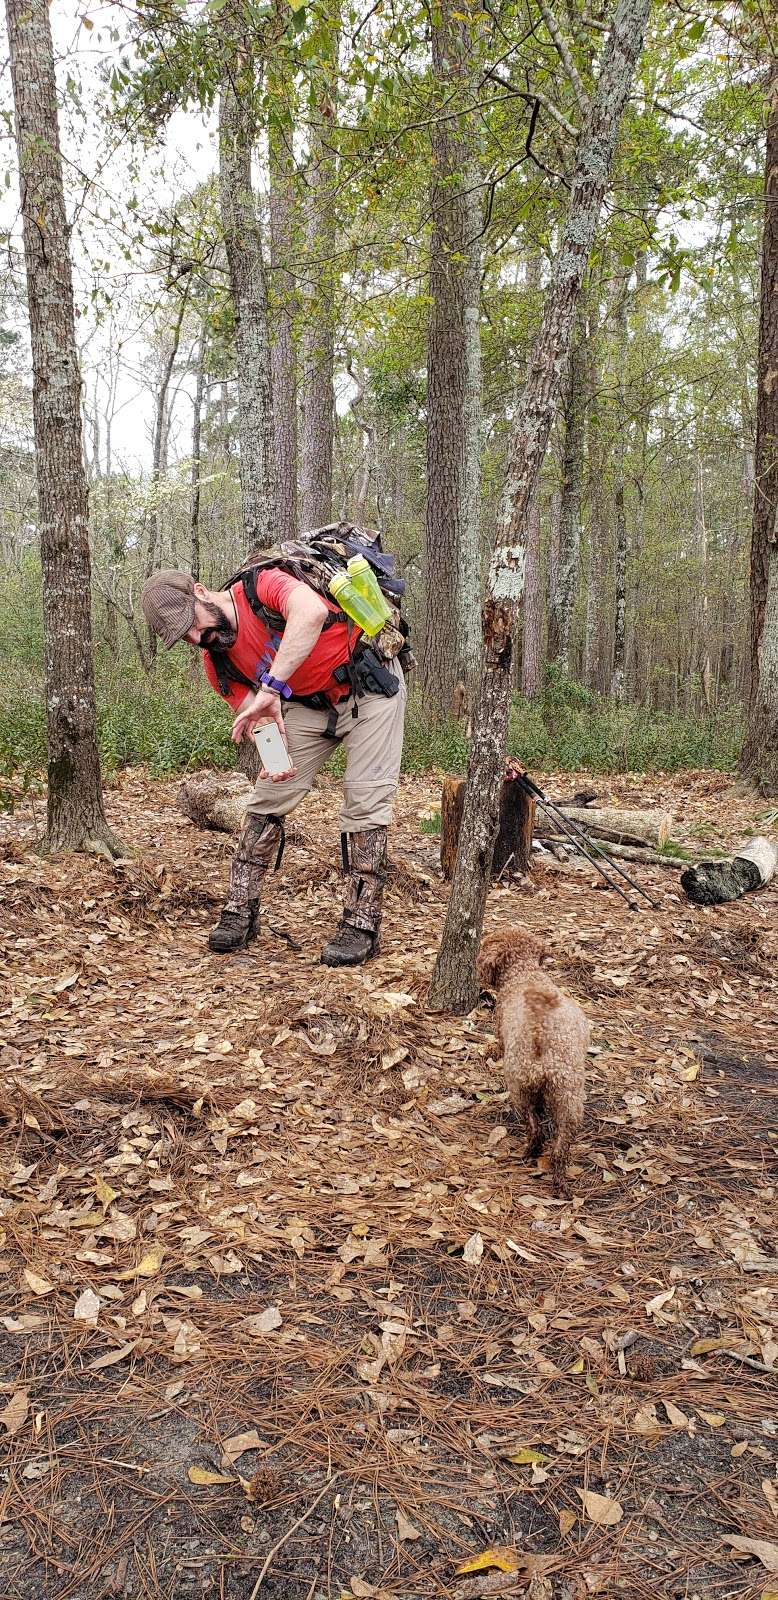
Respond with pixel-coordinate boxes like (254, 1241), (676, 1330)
(0, 767), (777, 1600)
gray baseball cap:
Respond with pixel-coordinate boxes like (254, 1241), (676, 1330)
(141, 569), (196, 648)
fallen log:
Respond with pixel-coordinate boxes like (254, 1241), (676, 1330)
(178, 770), (252, 833)
(441, 775), (535, 879)
(539, 834), (689, 868)
(555, 804), (670, 848)
(681, 836), (777, 905)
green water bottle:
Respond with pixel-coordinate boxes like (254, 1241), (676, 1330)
(346, 555), (393, 629)
(328, 569), (386, 636)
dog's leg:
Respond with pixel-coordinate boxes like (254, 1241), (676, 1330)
(524, 1088), (545, 1159)
(545, 1085), (582, 1197)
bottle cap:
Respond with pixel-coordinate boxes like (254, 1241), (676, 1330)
(347, 555), (370, 573)
(328, 571), (350, 596)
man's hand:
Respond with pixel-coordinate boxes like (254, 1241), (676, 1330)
(231, 688), (285, 744)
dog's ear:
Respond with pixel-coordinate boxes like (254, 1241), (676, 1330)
(477, 931), (513, 989)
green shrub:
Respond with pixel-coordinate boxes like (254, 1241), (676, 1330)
(0, 651), (743, 783)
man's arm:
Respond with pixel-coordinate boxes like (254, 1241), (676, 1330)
(230, 585), (330, 745)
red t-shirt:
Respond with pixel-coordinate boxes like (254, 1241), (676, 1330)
(203, 569), (355, 711)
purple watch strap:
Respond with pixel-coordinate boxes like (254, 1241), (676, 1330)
(261, 672), (293, 700)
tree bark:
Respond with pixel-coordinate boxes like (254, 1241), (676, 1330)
(5, 0), (122, 856)
(145, 287), (189, 656)
(269, 109), (299, 543)
(190, 322), (205, 582)
(428, 0), (651, 1012)
(739, 69), (778, 793)
(299, 11), (338, 531)
(611, 282), (629, 700)
(457, 157), (484, 706)
(548, 305), (586, 670)
(219, 19), (276, 551)
(421, 0), (470, 715)
(521, 495), (543, 697)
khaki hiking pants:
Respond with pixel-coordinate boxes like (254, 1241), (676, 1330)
(245, 662), (406, 832)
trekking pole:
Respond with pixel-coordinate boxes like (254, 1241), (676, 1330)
(507, 763), (659, 911)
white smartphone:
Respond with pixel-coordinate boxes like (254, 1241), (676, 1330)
(253, 722), (294, 777)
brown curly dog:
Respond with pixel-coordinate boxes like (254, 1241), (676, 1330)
(477, 926), (589, 1196)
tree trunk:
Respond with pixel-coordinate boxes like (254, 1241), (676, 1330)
(421, 0), (470, 715)
(521, 253), (545, 700)
(611, 283), (629, 700)
(693, 452), (713, 713)
(5, 0), (122, 857)
(299, 12), (338, 531)
(457, 157), (484, 706)
(145, 289), (188, 656)
(269, 108), (299, 543)
(219, 21), (276, 552)
(740, 69), (778, 792)
(190, 323), (205, 582)
(521, 495), (543, 697)
(428, 0), (651, 1013)
(548, 305), (586, 670)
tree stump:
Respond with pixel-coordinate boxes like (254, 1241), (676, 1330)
(440, 776), (535, 880)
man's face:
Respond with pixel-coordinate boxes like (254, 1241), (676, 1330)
(185, 598), (237, 651)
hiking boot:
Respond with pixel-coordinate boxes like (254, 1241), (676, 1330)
(208, 902), (259, 953)
(321, 921), (378, 967)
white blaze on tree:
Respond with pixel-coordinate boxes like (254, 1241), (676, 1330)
(429, 0), (653, 1013)
(5, 0), (122, 856)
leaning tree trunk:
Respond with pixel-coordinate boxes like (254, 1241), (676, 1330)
(5, 0), (122, 857)
(299, 7), (338, 531)
(428, 0), (651, 1012)
(421, 0), (471, 715)
(740, 67), (778, 793)
(219, 24), (276, 550)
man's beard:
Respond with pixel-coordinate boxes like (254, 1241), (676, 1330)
(197, 601), (237, 651)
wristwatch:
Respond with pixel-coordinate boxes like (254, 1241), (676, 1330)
(260, 672), (293, 700)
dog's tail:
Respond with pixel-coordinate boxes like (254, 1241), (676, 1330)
(524, 984), (560, 1060)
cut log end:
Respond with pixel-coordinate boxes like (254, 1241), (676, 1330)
(440, 775), (535, 880)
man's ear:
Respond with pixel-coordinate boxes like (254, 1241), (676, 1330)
(193, 581), (208, 601)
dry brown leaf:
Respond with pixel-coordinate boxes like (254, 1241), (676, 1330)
(395, 1509), (421, 1541)
(463, 1232), (484, 1266)
(632, 1403), (661, 1437)
(222, 1430), (264, 1467)
(22, 1269), (55, 1297)
(698, 1411), (726, 1427)
(763, 1481), (778, 1519)
(559, 1509), (577, 1536)
(576, 1489), (623, 1527)
(644, 1287), (675, 1318)
(244, 1306), (282, 1336)
(0, 1390), (29, 1436)
(88, 1340), (138, 1371)
(73, 1287), (101, 1325)
(662, 1399), (689, 1429)
(725, 1535), (778, 1571)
